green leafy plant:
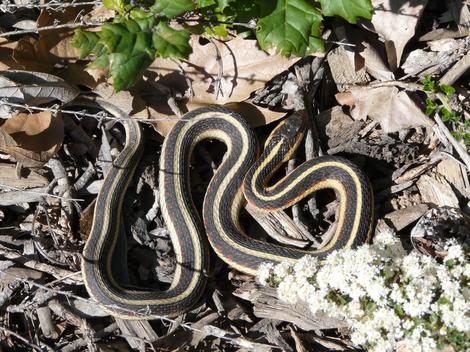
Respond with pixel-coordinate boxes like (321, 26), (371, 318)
(422, 75), (468, 145)
(73, 0), (373, 91)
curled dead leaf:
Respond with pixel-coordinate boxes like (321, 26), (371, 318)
(336, 86), (433, 133)
(146, 36), (297, 135)
(371, 0), (428, 69)
(0, 111), (64, 167)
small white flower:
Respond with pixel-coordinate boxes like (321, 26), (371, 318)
(258, 262), (275, 285)
(273, 260), (292, 279)
(445, 242), (465, 262)
(257, 232), (469, 352)
(277, 275), (297, 304)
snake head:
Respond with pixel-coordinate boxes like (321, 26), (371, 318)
(265, 111), (306, 154)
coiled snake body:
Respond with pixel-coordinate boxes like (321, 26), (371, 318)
(82, 104), (373, 318)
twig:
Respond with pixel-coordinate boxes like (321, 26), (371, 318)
(1, 101), (191, 123)
(432, 113), (470, 173)
(208, 38), (224, 100)
(440, 49), (470, 85)
(0, 1), (100, 11)
(0, 270), (277, 351)
(0, 20), (102, 38)
(0, 245), (81, 282)
(59, 323), (118, 352)
(0, 183), (84, 202)
(0, 325), (46, 352)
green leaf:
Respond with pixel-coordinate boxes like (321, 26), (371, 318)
(464, 133), (470, 145)
(151, 0), (195, 18)
(425, 98), (437, 116)
(109, 52), (152, 91)
(153, 22), (191, 59)
(441, 107), (453, 122)
(103, 0), (128, 12)
(437, 296), (451, 305)
(72, 29), (100, 59)
(440, 83), (456, 96)
(217, 0), (234, 12)
(318, 0), (373, 24)
(307, 19), (324, 53)
(445, 259), (456, 269)
(89, 54), (110, 69)
(256, 0), (322, 56)
(198, 0), (216, 7)
(422, 75), (436, 92)
(452, 130), (463, 141)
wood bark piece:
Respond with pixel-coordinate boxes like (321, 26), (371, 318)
(0, 186), (48, 205)
(246, 204), (310, 247)
(433, 113), (470, 172)
(436, 158), (470, 199)
(37, 306), (60, 340)
(440, 46), (470, 85)
(234, 282), (347, 331)
(0, 244), (80, 283)
(115, 319), (159, 351)
(0, 163), (49, 188)
(384, 204), (430, 231)
(416, 174), (459, 208)
(315, 106), (364, 148)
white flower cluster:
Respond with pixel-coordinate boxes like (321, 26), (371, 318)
(258, 231), (470, 352)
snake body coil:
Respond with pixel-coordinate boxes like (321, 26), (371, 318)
(82, 104), (373, 319)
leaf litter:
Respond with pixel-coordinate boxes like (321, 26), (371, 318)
(0, 1), (469, 351)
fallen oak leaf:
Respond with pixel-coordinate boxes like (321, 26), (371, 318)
(336, 86), (433, 133)
(146, 36), (297, 136)
(0, 70), (79, 105)
(0, 111), (64, 168)
(371, 0), (428, 69)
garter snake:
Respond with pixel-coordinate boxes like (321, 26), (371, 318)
(82, 103), (373, 319)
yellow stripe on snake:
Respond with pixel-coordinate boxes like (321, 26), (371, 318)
(82, 102), (373, 319)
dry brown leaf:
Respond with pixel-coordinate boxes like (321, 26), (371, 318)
(12, 36), (58, 72)
(359, 41), (395, 81)
(146, 36), (297, 135)
(336, 86), (433, 133)
(94, 82), (149, 119)
(0, 70), (79, 118)
(13, 8), (82, 71)
(0, 40), (19, 71)
(0, 111), (64, 167)
(371, 0), (428, 69)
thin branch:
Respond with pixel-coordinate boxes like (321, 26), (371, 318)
(0, 183), (84, 202)
(0, 1), (101, 11)
(0, 325), (46, 352)
(433, 113), (470, 172)
(0, 269), (278, 351)
(1, 101), (191, 123)
(0, 1), (101, 12)
(0, 20), (102, 38)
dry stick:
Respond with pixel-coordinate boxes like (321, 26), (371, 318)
(433, 113), (470, 173)
(0, 270), (277, 351)
(0, 20), (102, 38)
(0, 183), (84, 202)
(0, 1), (100, 10)
(0, 245), (81, 283)
(304, 63), (324, 222)
(440, 49), (470, 85)
(59, 323), (119, 352)
(208, 38), (224, 100)
(1, 101), (191, 123)
(47, 157), (74, 209)
(0, 325), (46, 352)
